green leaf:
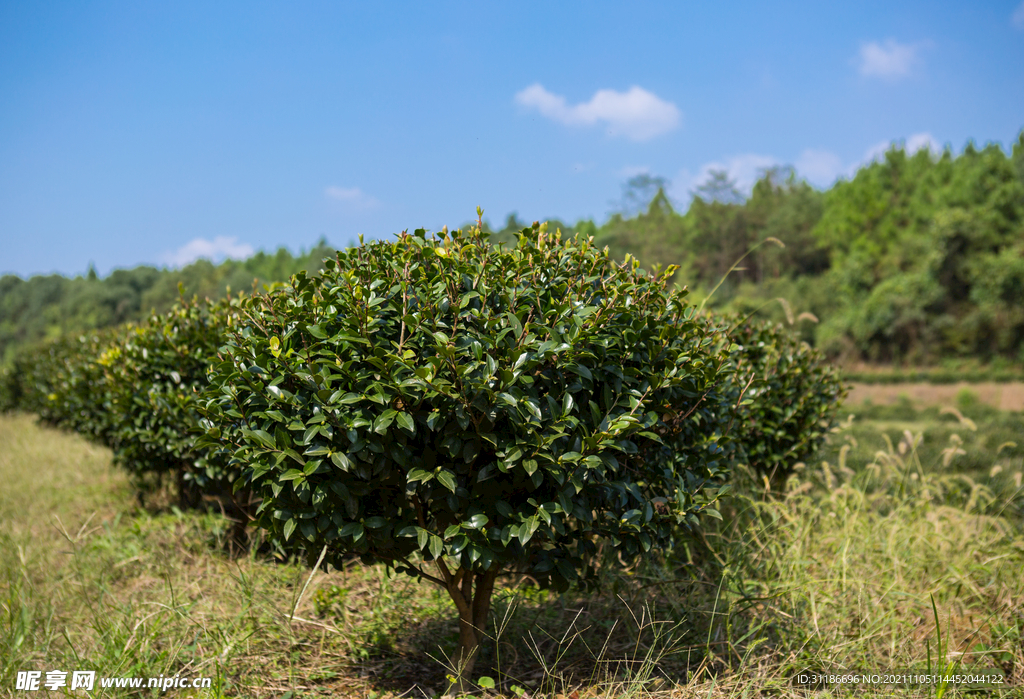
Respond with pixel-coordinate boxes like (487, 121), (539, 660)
(518, 516), (539, 545)
(477, 677), (495, 690)
(407, 467), (433, 484)
(513, 350), (529, 371)
(396, 411), (415, 434)
(505, 312), (523, 339)
(416, 527), (429, 550)
(330, 452), (350, 471)
(374, 409), (397, 434)
(283, 518), (296, 541)
(569, 363), (592, 380)
(466, 514), (489, 529)
(523, 459), (538, 476)
(524, 399), (542, 421)
(283, 448), (306, 466)
(244, 428), (277, 450)
(364, 516), (388, 529)
(428, 534), (443, 559)
(300, 520), (316, 541)
(555, 558), (576, 581)
(341, 522), (364, 539)
(279, 469), (305, 482)
(425, 411), (443, 431)
(436, 470), (457, 492)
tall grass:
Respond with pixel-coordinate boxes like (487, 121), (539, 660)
(699, 441), (1022, 674)
(1, 410), (1021, 697)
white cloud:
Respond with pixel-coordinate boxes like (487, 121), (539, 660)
(161, 236), (255, 268)
(620, 165), (652, 178)
(906, 132), (940, 154)
(325, 185), (379, 209)
(1013, 1), (1024, 29)
(514, 83), (681, 141)
(678, 154), (779, 200)
(664, 132), (939, 207)
(795, 149), (845, 188)
(863, 132), (940, 165)
(670, 146), (888, 203)
(858, 39), (920, 79)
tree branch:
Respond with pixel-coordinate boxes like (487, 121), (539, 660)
(398, 556), (447, 588)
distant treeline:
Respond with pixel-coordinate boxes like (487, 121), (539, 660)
(0, 241), (334, 364)
(562, 134), (1024, 366)
(3, 132), (1023, 366)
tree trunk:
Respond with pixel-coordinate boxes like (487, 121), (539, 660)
(445, 569), (497, 695)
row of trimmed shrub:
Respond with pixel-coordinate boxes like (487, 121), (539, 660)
(0, 228), (846, 556)
(1, 225), (847, 681)
(0, 296), (243, 511)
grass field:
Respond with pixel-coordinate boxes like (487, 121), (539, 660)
(2, 396), (1023, 698)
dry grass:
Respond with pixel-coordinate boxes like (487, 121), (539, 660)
(2, 411), (1023, 698)
(847, 382), (1024, 412)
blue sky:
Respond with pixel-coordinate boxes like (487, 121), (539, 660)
(2, 1), (1023, 278)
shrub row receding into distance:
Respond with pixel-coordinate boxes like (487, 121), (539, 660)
(0, 296), (245, 512)
(722, 314), (848, 487)
(0, 219), (846, 689)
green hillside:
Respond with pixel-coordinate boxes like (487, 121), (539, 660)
(0, 240), (333, 364)
(596, 134), (1024, 366)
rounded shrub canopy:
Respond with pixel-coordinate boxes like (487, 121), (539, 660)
(722, 315), (848, 485)
(105, 296), (240, 491)
(202, 223), (731, 589)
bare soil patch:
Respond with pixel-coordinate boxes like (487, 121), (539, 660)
(847, 381), (1024, 411)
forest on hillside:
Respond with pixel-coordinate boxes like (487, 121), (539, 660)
(598, 135), (1024, 366)
(2, 133), (1023, 367)
(583, 133), (1024, 366)
(0, 241), (334, 364)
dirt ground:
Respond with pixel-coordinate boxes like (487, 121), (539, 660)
(846, 381), (1024, 411)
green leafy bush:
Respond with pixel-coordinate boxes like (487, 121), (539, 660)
(0, 297), (247, 517)
(199, 221), (732, 686)
(12, 331), (121, 444)
(723, 316), (847, 485)
(103, 296), (242, 507)
(0, 353), (28, 413)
